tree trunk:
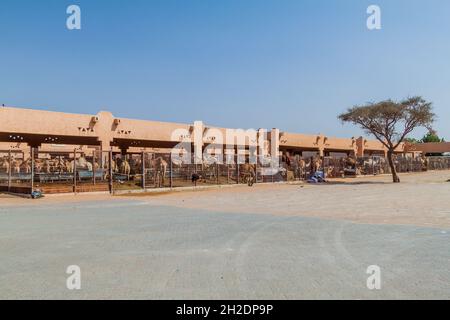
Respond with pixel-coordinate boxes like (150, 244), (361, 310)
(387, 150), (400, 183)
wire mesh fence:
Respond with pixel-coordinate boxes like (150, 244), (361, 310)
(1, 149), (450, 194)
(427, 156), (450, 171)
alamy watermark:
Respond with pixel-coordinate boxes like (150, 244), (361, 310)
(66, 265), (81, 290)
(66, 5), (81, 30)
(367, 5), (381, 30)
(366, 265), (381, 290)
(169, 122), (281, 173)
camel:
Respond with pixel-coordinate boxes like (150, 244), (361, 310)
(11, 158), (24, 174)
(326, 165), (336, 177)
(419, 156), (428, 171)
(33, 159), (43, 173)
(53, 157), (67, 174)
(299, 158), (309, 177)
(20, 158), (32, 173)
(42, 159), (53, 173)
(361, 157), (386, 175)
(110, 159), (119, 173)
(338, 156), (358, 176)
(64, 159), (74, 173)
(202, 162), (218, 181)
(291, 157), (308, 180)
(65, 156), (94, 173)
(312, 156), (323, 173)
(152, 156), (168, 187)
(77, 156), (93, 171)
(120, 159), (131, 178)
(0, 156), (10, 173)
(239, 163), (256, 185)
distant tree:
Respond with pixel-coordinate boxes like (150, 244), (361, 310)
(339, 97), (434, 183)
(421, 131), (445, 143)
(404, 137), (419, 144)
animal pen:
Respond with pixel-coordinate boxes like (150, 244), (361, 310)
(1, 148), (450, 195)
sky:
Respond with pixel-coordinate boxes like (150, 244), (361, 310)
(1, 0), (449, 140)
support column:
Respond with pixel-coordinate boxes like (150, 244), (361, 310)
(92, 150), (96, 185)
(193, 121), (204, 165)
(109, 150), (113, 194)
(73, 149), (77, 193)
(99, 140), (111, 171)
(270, 128), (280, 168)
(236, 153), (239, 184)
(30, 146), (35, 193)
(355, 137), (365, 158)
(120, 146), (128, 155)
(319, 147), (324, 157)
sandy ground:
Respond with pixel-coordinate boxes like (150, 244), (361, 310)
(2, 171), (450, 229)
(128, 170), (450, 229)
(1, 171), (449, 299)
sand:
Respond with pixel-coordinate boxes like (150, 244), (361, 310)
(1, 170), (449, 299)
(2, 171), (450, 229)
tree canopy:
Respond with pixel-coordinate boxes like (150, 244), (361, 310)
(421, 131), (445, 143)
(338, 96), (435, 182)
(339, 97), (435, 150)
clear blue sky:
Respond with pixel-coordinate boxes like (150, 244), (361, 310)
(1, 0), (449, 139)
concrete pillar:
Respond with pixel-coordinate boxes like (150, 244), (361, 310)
(92, 150), (96, 185)
(30, 146), (35, 192)
(257, 129), (268, 163)
(193, 121), (203, 165)
(99, 140), (111, 170)
(119, 146), (128, 155)
(270, 128), (280, 168)
(319, 148), (324, 157)
(73, 148), (77, 193)
(356, 137), (365, 157)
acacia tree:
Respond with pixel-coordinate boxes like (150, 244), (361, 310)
(338, 97), (434, 183)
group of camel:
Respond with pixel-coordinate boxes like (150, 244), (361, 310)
(0, 153), (170, 188)
(0, 156), (32, 174)
(0, 155), (96, 175)
(282, 153), (431, 179)
(0, 152), (440, 188)
(283, 154), (380, 178)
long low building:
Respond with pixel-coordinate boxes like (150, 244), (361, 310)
(405, 142), (450, 155)
(0, 106), (405, 158)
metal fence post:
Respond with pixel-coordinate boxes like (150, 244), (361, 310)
(216, 162), (219, 185)
(236, 161), (239, 184)
(371, 155), (374, 175)
(92, 150), (96, 185)
(255, 157), (258, 184)
(109, 150), (113, 194)
(170, 153), (173, 189)
(73, 149), (77, 193)
(8, 149), (12, 192)
(141, 152), (145, 189)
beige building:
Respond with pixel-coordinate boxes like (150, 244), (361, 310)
(0, 106), (404, 157)
(406, 142), (450, 155)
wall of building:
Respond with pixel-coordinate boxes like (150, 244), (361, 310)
(0, 106), (408, 158)
(406, 142), (450, 155)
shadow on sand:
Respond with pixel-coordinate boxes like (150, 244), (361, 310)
(310, 181), (390, 186)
